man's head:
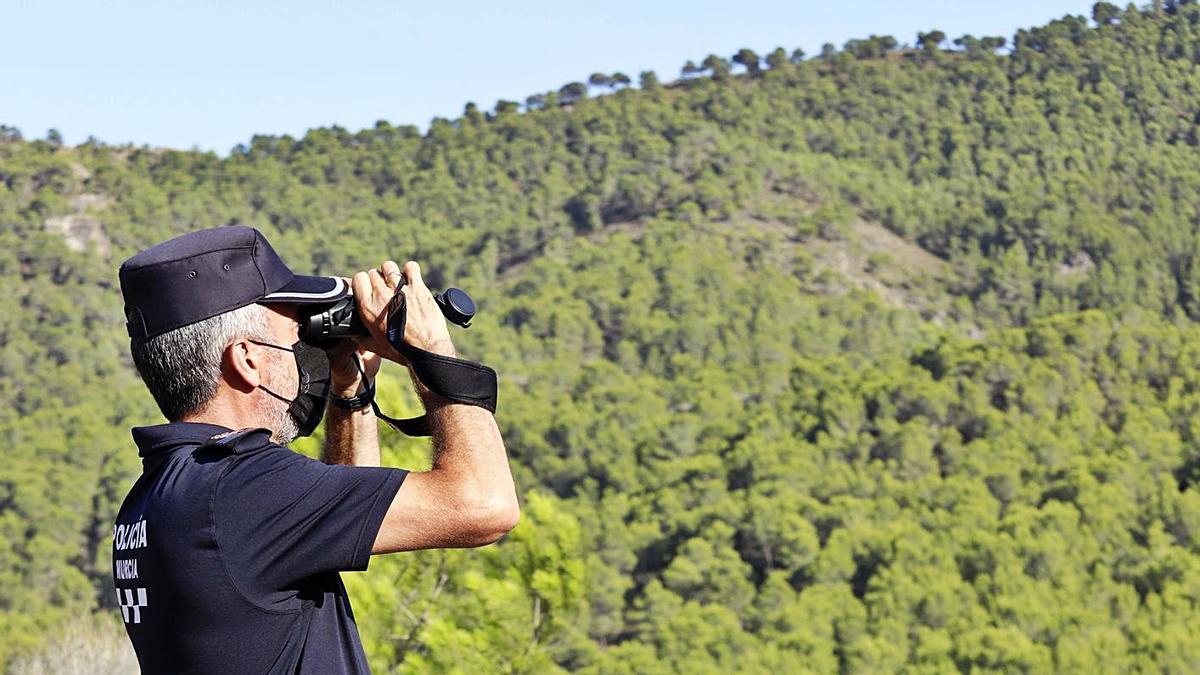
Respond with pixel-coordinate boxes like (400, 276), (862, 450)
(119, 226), (349, 442)
(128, 302), (308, 442)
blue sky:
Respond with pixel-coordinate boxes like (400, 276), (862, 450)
(4, 1), (1093, 153)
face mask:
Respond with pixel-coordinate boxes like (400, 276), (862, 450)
(249, 339), (331, 438)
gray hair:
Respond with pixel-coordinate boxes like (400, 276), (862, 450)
(130, 303), (272, 421)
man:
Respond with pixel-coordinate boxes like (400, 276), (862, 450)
(111, 225), (519, 674)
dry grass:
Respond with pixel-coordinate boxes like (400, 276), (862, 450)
(9, 614), (137, 675)
(806, 219), (951, 315)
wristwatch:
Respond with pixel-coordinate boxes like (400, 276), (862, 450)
(330, 387), (374, 412)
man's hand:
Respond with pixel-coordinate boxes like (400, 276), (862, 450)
(351, 260), (457, 363)
(327, 341), (381, 398)
(348, 262), (518, 553)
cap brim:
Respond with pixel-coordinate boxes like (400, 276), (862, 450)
(261, 275), (351, 304)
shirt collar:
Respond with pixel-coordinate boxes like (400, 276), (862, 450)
(131, 421), (234, 458)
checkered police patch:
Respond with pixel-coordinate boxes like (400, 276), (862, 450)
(117, 587), (148, 624)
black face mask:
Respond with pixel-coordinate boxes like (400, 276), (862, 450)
(249, 339), (331, 438)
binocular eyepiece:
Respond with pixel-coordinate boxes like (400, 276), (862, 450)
(299, 287), (476, 348)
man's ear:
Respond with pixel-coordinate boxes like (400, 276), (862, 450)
(223, 338), (264, 393)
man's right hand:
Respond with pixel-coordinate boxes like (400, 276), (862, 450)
(354, 261), (518, 554)
(351, 260), (457, 365)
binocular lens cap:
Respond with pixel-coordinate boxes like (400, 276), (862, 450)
(440, 287), (476, 326)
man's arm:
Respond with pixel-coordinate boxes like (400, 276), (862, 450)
(371, 387), (516, 552)
(323, 396), (381, 467)
(323, 343), (383, 467)
(324, 355), (515, 547)
(350, 260), (520, 553)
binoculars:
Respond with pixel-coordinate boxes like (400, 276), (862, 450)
(299, 287), (476, 348)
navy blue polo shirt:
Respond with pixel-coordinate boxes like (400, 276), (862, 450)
(112, 421), (407, 674)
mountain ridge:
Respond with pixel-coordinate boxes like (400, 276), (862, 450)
(6, 3), (1200, 671)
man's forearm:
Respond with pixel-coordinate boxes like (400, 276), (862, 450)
(421, 385), (515, 509)
(323, 402), (382, 466)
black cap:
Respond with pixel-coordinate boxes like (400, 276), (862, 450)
(119, 225), (350, 339)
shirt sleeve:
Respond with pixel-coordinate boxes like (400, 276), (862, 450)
(213, 445), (407, 594)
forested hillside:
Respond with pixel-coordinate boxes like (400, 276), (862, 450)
(5, 2), (1200, 672)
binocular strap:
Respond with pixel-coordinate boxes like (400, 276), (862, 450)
(358, 293), (499, 436)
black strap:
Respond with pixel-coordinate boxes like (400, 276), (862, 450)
(394, 342), (498, 412)
(340, 294), (498, 437)
(330, 388), (373, 411)
(373, 403), (430, 436)
(340, 354), (430, 436)
(386, 292), (497, 410)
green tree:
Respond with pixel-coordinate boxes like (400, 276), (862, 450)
(558, 82), (588, 105)
(701, 54), (731, 80)
(494, 99), (520, 115)
(917, 29), (946, 52)
(765, 47), (788, 70)
(587, 72), (612, 90)
(1093, 2), (1121, 25)
(732, 48), (762, 76)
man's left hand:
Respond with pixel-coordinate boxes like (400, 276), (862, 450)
(328, 341), (382, 398)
